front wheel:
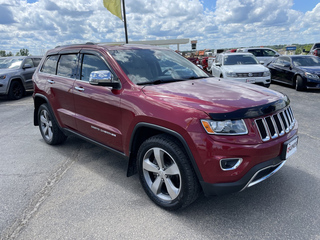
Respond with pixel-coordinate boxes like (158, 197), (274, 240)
(137, 134), (200, 210)
(38, 104), (67, 145)
(8, 81), (24, 100)
(295, 76), (305, 91)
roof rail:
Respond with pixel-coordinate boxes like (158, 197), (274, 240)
(55, 42), (96, 48)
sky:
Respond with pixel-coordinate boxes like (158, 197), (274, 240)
(0, 0), (319, 55)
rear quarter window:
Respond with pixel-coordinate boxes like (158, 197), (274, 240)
(40, 55), (59, 75)
(57, 54), (78, 78)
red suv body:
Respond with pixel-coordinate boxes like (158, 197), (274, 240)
(33, 43), (298, 210)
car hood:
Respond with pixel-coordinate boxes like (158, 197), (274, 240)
(142, 77), (286, 117)
(222, 64), (268, 73)
(298, 66), (320, 74)
(0, 68), (17, 75)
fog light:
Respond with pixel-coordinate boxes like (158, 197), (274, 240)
(220, 158), (243, 171)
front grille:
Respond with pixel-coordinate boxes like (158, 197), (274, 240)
(255, 106), (295, 141)
(236, 72), (263, 77)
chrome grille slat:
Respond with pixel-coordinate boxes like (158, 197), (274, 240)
(255, 106), (295, 142)
(236, 72), (263, 77)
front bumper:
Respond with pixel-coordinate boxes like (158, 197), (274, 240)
(200, 156), (285, 196)
(306, 78), (320, 89)
(228, 76), (271, 85)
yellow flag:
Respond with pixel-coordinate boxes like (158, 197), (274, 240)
(103, 0), (122, 20)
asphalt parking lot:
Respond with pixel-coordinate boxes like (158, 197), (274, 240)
(1, 83), (319, 240)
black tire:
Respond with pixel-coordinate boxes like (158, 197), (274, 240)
(137, 134), (200, 210)
(38, 104), (67, 145)
(295, 75), (305, 91)
(8, 80), (24, 100)
(264, 83), (270, 88)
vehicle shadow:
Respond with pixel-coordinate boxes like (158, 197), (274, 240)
(0, 91), (33, 102)
(40, 134), (320, 239)
(173, 165), (320, 239)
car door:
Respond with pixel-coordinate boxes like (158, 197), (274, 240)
(211, 54), (222, 77)
(40, 53), (78, 129)
(20, 58), (36, 90)
(279, 57), (295, 84)
(72, 50), (123, 152)
(269, 57), (283, 81)
(270, 57), (293, 84)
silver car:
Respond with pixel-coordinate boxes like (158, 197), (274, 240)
(0, 56), (42, 99)
(236, 47), (280, 66)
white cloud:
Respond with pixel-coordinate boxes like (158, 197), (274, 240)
(0, 0), (319, 55)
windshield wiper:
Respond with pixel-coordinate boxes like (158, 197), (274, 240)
(136, 79), (185, 85)
(186, 76), (208, 79)
(136, 76), (208, 85)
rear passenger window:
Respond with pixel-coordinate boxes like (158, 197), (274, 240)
(248, 49), (262, 57)
(263, 49), (276, 56)
(80, 54), (110, 82)
(57, 54), (78, 78)
(40, 55), (59, 74)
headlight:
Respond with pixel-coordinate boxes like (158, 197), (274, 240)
(263, 70), (270, 77)
(0, 75), (6, 80)
(225, 72), (237, 78)
(305, 72), (319, 80)
(201, 119), (248, 135)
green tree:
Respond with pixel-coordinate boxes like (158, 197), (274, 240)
(295, 48), (302, 55)
(16, 48), (29, 56)
(0, 50), (6, 57)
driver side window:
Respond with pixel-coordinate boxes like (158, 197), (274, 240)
(80, 54), (110, 82)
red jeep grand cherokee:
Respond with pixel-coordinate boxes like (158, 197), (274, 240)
(33, 43), (298, 210)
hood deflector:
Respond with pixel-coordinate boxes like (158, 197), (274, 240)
(209, 96), (290, 120)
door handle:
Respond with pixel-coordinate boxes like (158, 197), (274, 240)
(75, 86), (84, 92)
(47, 80), (55, 84)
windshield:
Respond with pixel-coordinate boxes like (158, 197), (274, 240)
(0, 58), (23, 69)
(292, 56), (320, 67)
(224, 55), (259, 65)
(109, 48), (208, 85)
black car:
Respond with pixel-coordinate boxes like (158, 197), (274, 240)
(268, 55), (320, 91)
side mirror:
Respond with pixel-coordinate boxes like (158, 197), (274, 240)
(23, 64), (32, 69)
(283, 63), (291, 68)
(89, 70), (121, 89)
(259, 61), (265, 65)
(215, 62), (221, 67)
(274, 54), (279, 57)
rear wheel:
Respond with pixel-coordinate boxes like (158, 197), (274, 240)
(38, 104), (67, 145)
(137, 134), (200, 210)
(8, 81), (24, 100)
(295, 75), (305, 91)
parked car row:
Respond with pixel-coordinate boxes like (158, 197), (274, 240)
(205, 46), (320, 91)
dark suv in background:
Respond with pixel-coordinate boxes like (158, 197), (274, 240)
(0, 56), (42, 99)
(33, 43), (298, 210)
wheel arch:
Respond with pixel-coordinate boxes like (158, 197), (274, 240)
(7, 77), (25, 93)
(33, 93), (51, 126)
(127, 122), (204, 183)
